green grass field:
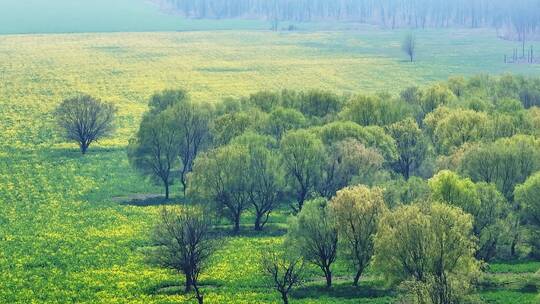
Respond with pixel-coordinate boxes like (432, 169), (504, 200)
(0, 28), (539, 303)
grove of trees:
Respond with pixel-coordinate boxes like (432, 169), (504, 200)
(98, 73), (540, 303)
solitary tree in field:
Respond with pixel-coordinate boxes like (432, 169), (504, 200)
(262, 249), (304, 304)
(330, 185), (387, 286)
(55, 95), (116, 154)
(128, 111), (180, 199)
(149, 206), (216, 304)
(287, 198), (338, 288)
(402, 33), (417, 62)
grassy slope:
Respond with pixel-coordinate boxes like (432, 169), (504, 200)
(0, 28), (539, 303)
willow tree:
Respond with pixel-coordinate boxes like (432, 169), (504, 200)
(330, 185), (387, 286)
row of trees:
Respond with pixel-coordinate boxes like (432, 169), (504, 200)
(149, 183), (481, 304)
(158, 0), (540, 38)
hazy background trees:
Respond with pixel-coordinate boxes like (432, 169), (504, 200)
(158, 0), (540, 40)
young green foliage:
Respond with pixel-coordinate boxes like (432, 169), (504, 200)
(128, 110), (180, 199)
(374, 203), (480, 304)
(287, 198), (338, 288)
(329, 185), (387, 286)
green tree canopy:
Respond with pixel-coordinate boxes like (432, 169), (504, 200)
(374, 202), (480, 304)
(280, 129), (326, 212)
(329, 185), (387, 286)
(287, 198), (338, 288)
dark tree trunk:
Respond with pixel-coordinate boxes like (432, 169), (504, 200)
(324, 268), (332, 288)
(164, 181), (170, 200)
(185, 274), (193, 292)
(193, 283), (203, 304)
(81, 143), (88, 154)
(254, 213), (264, 231)
(233, 214), (241, 233)
(280, 292), (289, 304)
(353, 270), (362, 286)
(181, 176), (187, 197)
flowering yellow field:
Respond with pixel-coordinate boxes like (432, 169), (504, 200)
(0, 30), (539, 303)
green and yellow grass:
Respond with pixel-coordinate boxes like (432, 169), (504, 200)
(0, 28), (539, 303)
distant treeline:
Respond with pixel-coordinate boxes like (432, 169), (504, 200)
(157, 0), (540, 37)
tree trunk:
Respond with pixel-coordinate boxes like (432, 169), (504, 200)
(353, 270), (362, 286)
(185, 274), (193, 292)
(280, 292), (289, 304)
(81, 143), (88, 154)
(324, 268), (332, 288)
(193, 283), (203, 304)
(164, 181), (170, 200)
(404, 162), (411, 180)
(181, 177), (187, 197)
(254, 213), (263, 231)
(233, 214), (241, 233)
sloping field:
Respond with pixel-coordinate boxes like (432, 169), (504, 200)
(0, 28), (539, 303)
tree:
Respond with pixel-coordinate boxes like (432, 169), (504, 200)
(128, 111), (179, 199)
(417, 84), (455, 119)
(386, 118), (428, 179)
(380, 176), (431, 208)
(339, 94), (410, 127)
(402, 33), (417, 62)
(428, 108), (490, 154)
(515, 172), (540, 258)
(459, 135), (540, 199)
(429, 171), (510, 261)
(293, 90), (344, 118)
(232, 132), (284, 231)
(374, 203), (480, 304)
(287, 198), (338, 288)
(264, 107), (306, 140)
(280, 130), (326, 212)
(169, 100), (213, 195)
(189, 144), (250, 233)
(55, 95), (116, 154)
(262, 249), (304, 304)
(329, 185), (387, 286)
(211, 110), (260, 145)
(148, 89), (189, 114)
(319, 139), (384, 198)
(149, 206), (216, 304)
(315, 121), (397, 163)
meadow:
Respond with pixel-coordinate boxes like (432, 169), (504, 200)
(0, 28), (539, 303)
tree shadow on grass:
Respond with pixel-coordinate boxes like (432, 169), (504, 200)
(213, 224), (288, 238)
(148, 279), (223, 296)
(115, 194), (182, 207)
(291, 281), (395, 301)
